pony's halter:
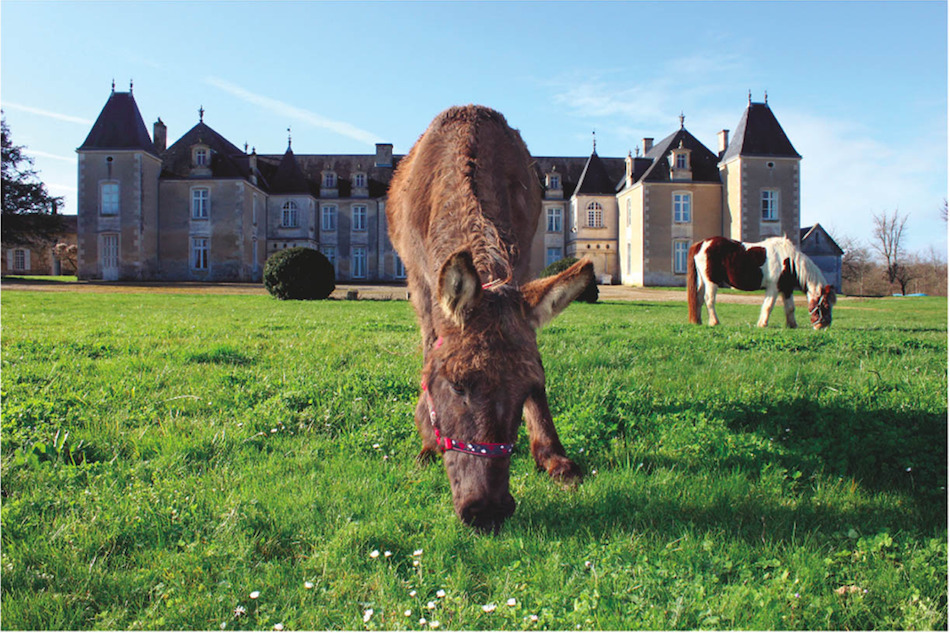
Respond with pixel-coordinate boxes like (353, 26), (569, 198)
(420, 335), (514, 458)
(809, 295), (831, 323)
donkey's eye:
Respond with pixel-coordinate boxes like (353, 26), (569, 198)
(449, 382), (466, 396)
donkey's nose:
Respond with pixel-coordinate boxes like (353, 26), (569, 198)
(458, 494), (516, 533)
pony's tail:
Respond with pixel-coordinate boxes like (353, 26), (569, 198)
(687, 240), (703, 325)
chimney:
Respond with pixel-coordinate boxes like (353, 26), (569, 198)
(624, 151), (634, 188)
(642, 137), (654, 154)
(153, 118), (167, 152)
(248, 149), (258, 186)
(718, 129), (730, 155)
(375, 143), (393, 167)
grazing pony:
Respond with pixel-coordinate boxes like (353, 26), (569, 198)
(687, 236), (836, 329)
(387, 105), (594, 532)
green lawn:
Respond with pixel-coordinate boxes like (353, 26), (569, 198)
(1, 290), (946, 630)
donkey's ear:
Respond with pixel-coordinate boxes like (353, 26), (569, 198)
(522, 258), (595, 329)
(438, 250), (482, 326)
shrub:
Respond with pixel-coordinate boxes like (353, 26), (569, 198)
(263, 247), (335, 300)
(539, 257), (599, 303)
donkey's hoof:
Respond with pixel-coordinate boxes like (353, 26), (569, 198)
(548, 457), (583, 487)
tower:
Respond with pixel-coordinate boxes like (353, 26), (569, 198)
(76, 83), (161, 280)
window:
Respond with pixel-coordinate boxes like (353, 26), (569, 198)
(675, 153), (688, 169)
(673, 192), (691, 223)
(586, 202), (604, 228)
(394, 254), (407, 279)
(352, 205), (367, 231)
(13, 249), (27, 271)
(352, 247), (367, 279)
(192, 237), (209, 270)
(546, 247), (563, 267)
(546, 207), (562, 233)
(321, 246), (336, 271)
(100, 182), (119, 215)
(626, 198), (632, 225)
(192, 188), (210, 219)
(323, 172), (336, 188)
(761, 190), (778, 221)
(281, 201), (299, 227)
(354, 173), (366, 188)
(322, 205), (337, 231)
(194, 148), (209, 166)
(673, 240), (689, 274)
(549, 175), (560, 190)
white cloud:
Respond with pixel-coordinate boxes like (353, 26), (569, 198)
(204, 77), (382, 147)
(2, 102), (93, 126)
(27, 150), (75, 162)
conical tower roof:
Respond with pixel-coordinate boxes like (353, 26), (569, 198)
(79, 89), (157, 156)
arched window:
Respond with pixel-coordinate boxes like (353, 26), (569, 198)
(587, 201), (604, 228)
(282, 201), (299, 227)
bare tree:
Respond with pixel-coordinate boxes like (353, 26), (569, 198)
(838, 234), (875, 295)
(942, 199), (947, 223)
(871, 210), (910, 294)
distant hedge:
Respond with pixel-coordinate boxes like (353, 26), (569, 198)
(263, 247), (335, 300)
(539, 257), (599, 303)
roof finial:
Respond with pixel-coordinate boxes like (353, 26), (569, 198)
(287, 127), (292, 150)
(199, 106), (204, 123)
(748, 89), (752, 105)
(635, 145), (640, 157)
(764, 90), (768, 104)
(244, 142), (249, 153)
(679, 111), (685, 129)
(111, 78), (115, 93)
(129, 79), (133, 94)
(592, 130), (597, 154)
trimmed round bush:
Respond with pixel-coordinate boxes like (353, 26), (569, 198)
(263, 247), (336, 300)
(538, 257), (599, 303)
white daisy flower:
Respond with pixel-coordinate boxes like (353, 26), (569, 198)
(413, 549), (424, 556)
(273, 624), (284, 631)
(506, 598), (517, 607)
(482, 603), (497, 613)
(250, 591), (261, 600)
(404, 609), (412, 617)
(370, 549), (380, 559)
(436, 589), (446, 598)
(429, 620), (440, 629)
(304, 581), (314, 590)
(363, 608), (374, 623)
(409, 590), (418, 597)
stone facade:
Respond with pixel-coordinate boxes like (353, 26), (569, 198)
(75, 87), (822, 286)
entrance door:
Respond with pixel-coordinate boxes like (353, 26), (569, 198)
(101, 234), (119, 280)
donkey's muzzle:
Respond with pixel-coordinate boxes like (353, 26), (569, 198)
(458, 493), (516, 533)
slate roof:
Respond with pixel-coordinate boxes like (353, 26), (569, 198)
(720, 102), (801, 162)
(800, 223), (843, 256)
(531, 156), (626, 199)
(160, 121), (253, 180)
(636, 128), (722, 184)
(269, 147), (311, 194)
(79, 91), (158, 156)
(573, 151), (618, 195)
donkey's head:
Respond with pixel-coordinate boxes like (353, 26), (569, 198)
(808, 284), (837, 329)
(420, 251), (594, 531)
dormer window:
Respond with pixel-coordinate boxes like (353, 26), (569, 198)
(675, 153), (687, 169)
(323, 172), (336, 188)
(354, 172), (366, 188)
(669, 143), (692, 181)
(549, 174), (560, 190)
(193, 146), (209, 167)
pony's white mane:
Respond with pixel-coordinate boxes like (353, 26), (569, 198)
(757, 236), (828, 295)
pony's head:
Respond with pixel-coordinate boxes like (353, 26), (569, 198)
(808, 285), (836, 329)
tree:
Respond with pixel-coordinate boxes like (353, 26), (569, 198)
(838, 234), (875, 295)
(871, 210), (911, 295)
(2, 114), (65, 247)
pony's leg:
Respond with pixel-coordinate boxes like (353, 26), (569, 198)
(757, 291), (778, 327)
(705, 284), (720, 326)
(783, 294), (798, 328)
(523, 387), (581, 483)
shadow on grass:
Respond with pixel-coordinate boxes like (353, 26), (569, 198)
(516, 399), (946, 541)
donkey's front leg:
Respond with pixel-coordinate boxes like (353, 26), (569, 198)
(783, 293), (798, 328)
(523, 386), (581, 483)
(757, 291), (778, 327)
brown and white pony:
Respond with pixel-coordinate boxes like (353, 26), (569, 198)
(387, 105), (594, 532)
(687, 236), (836, 329)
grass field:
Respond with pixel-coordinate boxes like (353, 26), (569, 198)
(1, 289), (946, 630)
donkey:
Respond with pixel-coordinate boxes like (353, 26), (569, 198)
(387, 105), (595, 531)
(687, 235), (836, 329)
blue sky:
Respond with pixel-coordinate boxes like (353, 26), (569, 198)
(2, 1), (946, 255)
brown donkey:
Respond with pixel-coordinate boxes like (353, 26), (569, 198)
(387, 105), (594, 531)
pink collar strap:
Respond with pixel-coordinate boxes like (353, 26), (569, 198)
(420, 378), (513, 458)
